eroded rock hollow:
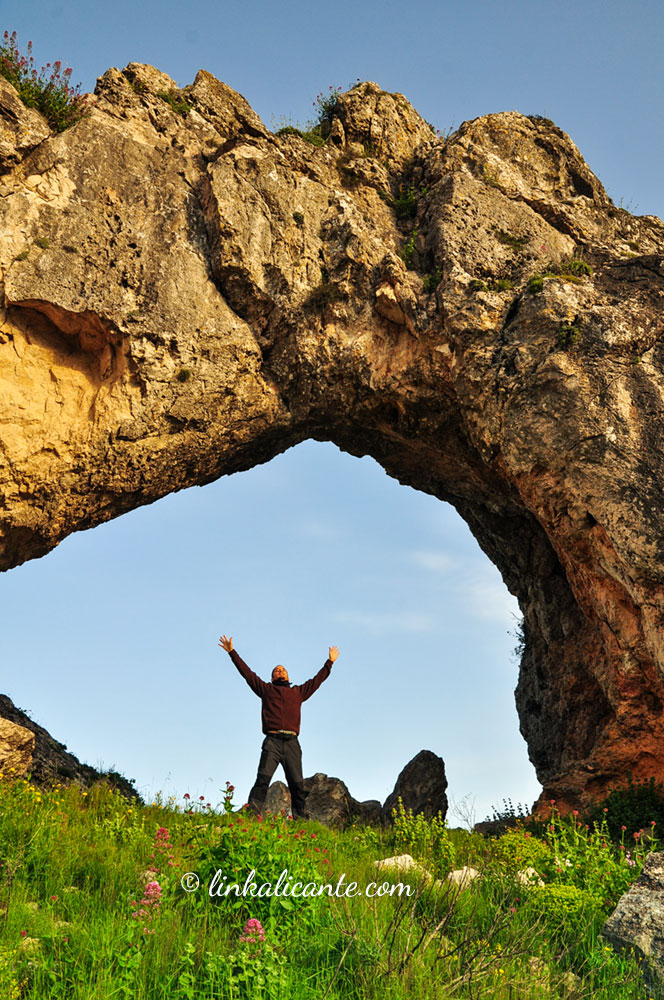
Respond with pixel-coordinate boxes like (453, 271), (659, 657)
(2, 64), (664, 812)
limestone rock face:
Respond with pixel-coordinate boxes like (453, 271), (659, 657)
(0, 716), (35, 775)
(1, 66), (664, 811)
(0, 694), (139, 798)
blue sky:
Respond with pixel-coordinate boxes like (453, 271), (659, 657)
(1, 0), (662, 825)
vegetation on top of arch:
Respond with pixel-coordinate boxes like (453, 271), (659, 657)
(0, 30), (91, 133)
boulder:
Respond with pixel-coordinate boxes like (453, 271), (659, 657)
(602, 851), (664, 992)
(383, 750), (448, 821)
(264, 780), (292, 818)
(303, 773), (355, 828)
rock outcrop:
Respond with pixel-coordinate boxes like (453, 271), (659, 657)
(265, 774), (383, 827)
(602, 851), (664, 994)
(383, 749), (448, 819)
(2, 64), (664, 812)
(0, 694), (140, 798)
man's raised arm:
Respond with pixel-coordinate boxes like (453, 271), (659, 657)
(298, 645), (340, 701)
(218, 635), (268, 698)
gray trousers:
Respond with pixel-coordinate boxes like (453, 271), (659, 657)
(248, 733), (307, 818)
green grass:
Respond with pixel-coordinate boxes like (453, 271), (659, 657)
(527, 257), (593, 294)
(157, 90), (191, 117)
(0, 774), (656, 999)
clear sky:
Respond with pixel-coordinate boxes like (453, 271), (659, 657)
(1, 0), (662, 825)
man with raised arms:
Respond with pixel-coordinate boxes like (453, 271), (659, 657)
(218, 635), (340, 819)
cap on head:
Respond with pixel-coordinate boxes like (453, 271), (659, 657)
(272, 664), (289, 682)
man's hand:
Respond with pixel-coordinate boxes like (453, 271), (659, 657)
(329, 645), (340, 663)
(219, 635), (234, 653)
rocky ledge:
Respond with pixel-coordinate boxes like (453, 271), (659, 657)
(1, 64), (664, 813)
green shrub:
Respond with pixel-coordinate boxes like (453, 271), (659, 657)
(312, 86), (341, 137)
(490, 825), (551, 875)
(528, 883), (601, 938)
(587, 775), (664, 840)
(0, 30), (90, 133)
(276, 125), (303, 138)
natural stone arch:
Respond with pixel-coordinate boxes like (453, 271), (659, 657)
(2, 64), (664, 813)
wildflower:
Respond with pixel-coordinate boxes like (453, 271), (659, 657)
(184, 793), (190, 800)
(572, 809), (579, 816)
(239, 917), (266, 943)
(20, 930), (27, 938)
(199, 795), (205, 801)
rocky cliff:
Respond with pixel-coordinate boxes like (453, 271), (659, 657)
(1, 64), (664, 813)
(0, 694), (139, 798)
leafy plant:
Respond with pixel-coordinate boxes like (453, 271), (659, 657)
(485, 798), (529, 824)
(390, 797), (456, 878)
(0, 30), (90, 133)
(400, 229), (418, 269)
(312, 86), (342, 136)
(422, 267), (442, 293)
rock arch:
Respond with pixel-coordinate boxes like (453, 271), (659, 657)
(2, 64), (664, 812)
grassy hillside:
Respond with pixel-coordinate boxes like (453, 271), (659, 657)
(0, 775), (656, 998)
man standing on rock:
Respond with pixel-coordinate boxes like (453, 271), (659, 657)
(218, 635), (339, 819)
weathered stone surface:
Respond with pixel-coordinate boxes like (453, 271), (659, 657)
(383, 749), (448, 820)
(0, 77), (50, 172)
(0, 694), (140, 798)
(0, 716), (35, 775)
(602, 851), (664, 993)
(264, 780), (292, 817)
(303, 772), (355, 827)
(1, 66), (664, 811)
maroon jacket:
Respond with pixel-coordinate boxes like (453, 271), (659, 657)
(229, 649), (332, 736)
